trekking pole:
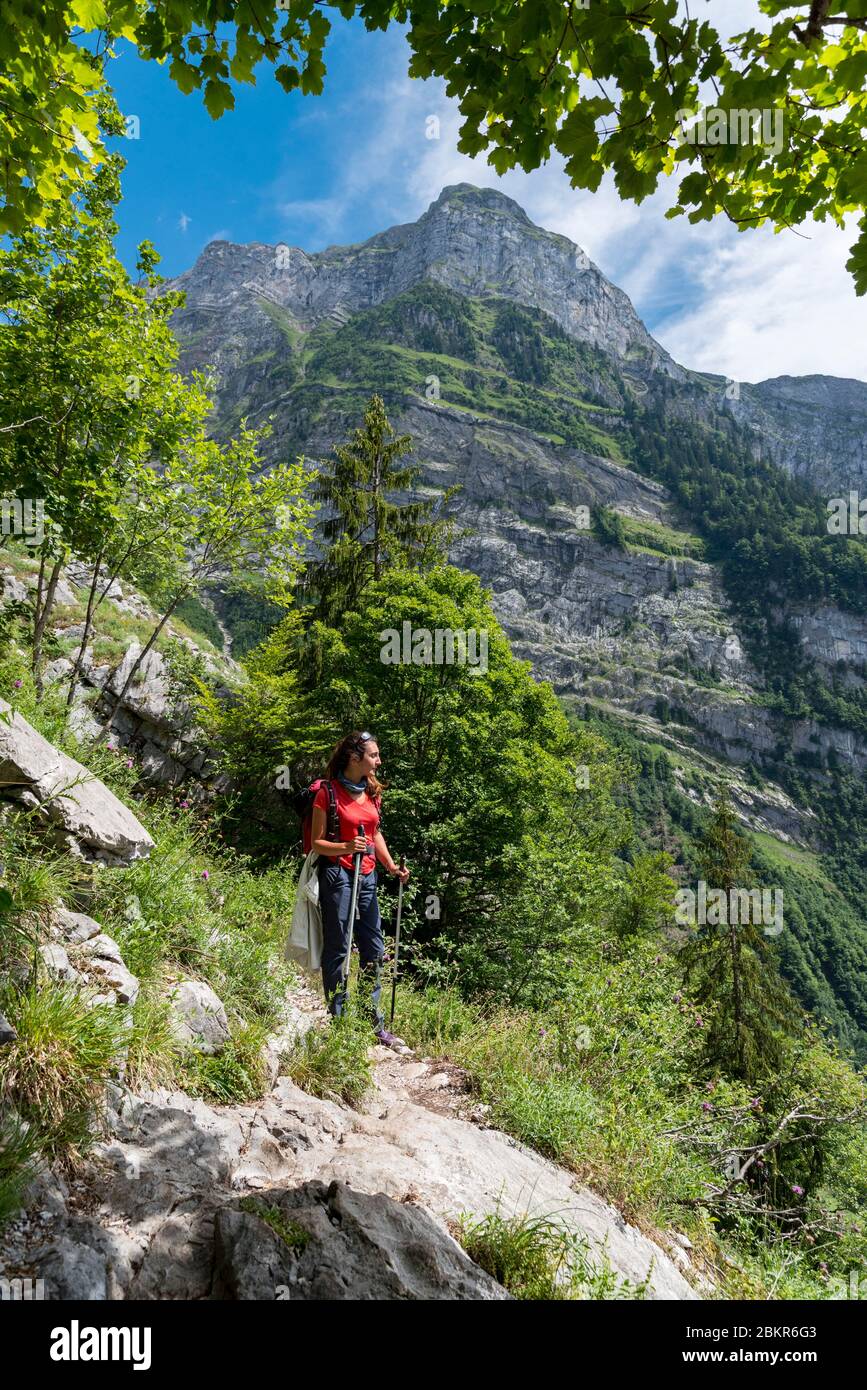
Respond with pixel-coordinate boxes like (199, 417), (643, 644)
(342, 821), (365, 988)
(389, 855), (406, 1028)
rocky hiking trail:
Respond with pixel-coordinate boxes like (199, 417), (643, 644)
(2, 977), (705, 1301)
(0, 626), (703, 1302)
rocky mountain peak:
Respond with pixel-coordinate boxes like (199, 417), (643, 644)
(424, 182), (537, 225)
(165, 184), (680, 372)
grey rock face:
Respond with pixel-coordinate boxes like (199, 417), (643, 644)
(169, 980), (231, 1055)
(38, 943), (81, 984)
(36, 1236), (109, 1301)
(53, 906), (103, 944)
(0, 555), (235, 796)
(6, 1044), (700, 1301)
(728, 374), (867, 495)
(139, 740), (187, 786)
(102, 642), (180, 733)
(1, 569), (28, 603)
(0, 698), (154, 865)
(75, 934), (140, 1007)
(212, 1179), (512, 1300)
(788, 604), (867, 677)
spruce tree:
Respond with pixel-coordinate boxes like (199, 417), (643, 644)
(303, 394), (456, 624)
(682, 788), (800, 1082)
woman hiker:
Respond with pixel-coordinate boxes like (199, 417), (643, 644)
(310, 730), (411, 1051)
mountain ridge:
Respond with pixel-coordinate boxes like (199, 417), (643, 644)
(165, 183), (866, 492)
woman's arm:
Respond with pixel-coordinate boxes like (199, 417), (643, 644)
(374, 830), (410, 883)
(311, 803), (365, 857)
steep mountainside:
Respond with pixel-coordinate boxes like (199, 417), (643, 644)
(163, 184), (867, 1060)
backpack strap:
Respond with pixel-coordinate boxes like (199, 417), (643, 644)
(325, 779), (339, 842)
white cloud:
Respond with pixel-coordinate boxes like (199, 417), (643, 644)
(648, 215), (867, 384)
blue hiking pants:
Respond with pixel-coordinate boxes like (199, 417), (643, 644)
(318, 860), (384, 1029)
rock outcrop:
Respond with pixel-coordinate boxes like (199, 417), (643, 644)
(0, 698), (154, 865)
(0, 555), (235, 797)
(212, 1180), (511, 1301)
(168, 980), (230, 1055)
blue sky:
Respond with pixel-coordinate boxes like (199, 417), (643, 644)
(107, 5), (866, 385)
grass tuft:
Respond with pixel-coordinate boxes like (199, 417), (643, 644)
(0, 979), (129, 1161)
(239, 1196), (310, 1251)
(0, 1108), (43, 1228)
(456, 1207), (647, 1300)
(281, 1004), (372, 1107)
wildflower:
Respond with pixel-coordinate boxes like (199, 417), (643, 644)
(792, 1184), (804, 1196)
(750, 1097), (761, 1109)
(180, 800), (190, 809)
(126, 759), (133, 769)
(538, 1027), (547, 1038)
(701, 1101), (713, 1112)
(13, 679), (22, 688)
(673, 992), (682, 1004)
(201, 869), (209, 881)
(694, 1015), (703, 1027)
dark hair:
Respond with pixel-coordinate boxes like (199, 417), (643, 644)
(325, 731), (384, 798)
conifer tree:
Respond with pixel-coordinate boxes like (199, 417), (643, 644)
(303, 394), (456, 624)
(682, 788), (799, 1082)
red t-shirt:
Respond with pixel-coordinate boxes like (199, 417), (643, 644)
(314, 780), (380, 874)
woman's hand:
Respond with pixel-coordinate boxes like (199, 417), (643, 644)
(348, 834), (368, 854)
(393, 863), (410, 885)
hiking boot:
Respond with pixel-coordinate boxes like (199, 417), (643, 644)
(374, 1028), (412, 1055)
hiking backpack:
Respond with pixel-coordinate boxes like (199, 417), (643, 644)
(290, 778), (383, 856)
(291, 778), (339, 855)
